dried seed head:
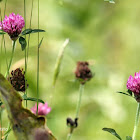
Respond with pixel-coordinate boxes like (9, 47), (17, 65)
(75, 61), (93, 84)
(8, 68), (28, 92)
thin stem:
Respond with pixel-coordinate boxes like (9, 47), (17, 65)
(67, 84), (85, 140)
(24, 0), (27, 108)
(27, 0), (34, 62)
(4, 0), (8, 16)
(5, 41), (16, 78)
(3, 0), (8, 70)
(132, 103), (140, 140)
(0, 8), (2, 73)
(67, 133), (72, 140)
(75, 84), (84, 118)
(3, 37), (8, 71)
(36, 0), (40, 115)
(0, 108), (2, 140)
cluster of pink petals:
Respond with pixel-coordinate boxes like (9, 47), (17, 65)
(31, 102), (51, 116)
(127, 72), (140, 95)
(0, 13), (25, 39)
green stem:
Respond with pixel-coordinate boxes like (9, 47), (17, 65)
(67, 133), (72, 140)
(0, 108), (2, 139)
(0, 8), (2, 73)
(3, 37), (8, 71)
(24, 0), (27, 108)
(75, 84), (84, 118)
(37, 0), (40, 115)
(27, 0), (34, 62)
(5, 41), (16, 78)
(67, 84), (84, 140)
(132, 103), (140, 140)
(4, 0), (8, 16)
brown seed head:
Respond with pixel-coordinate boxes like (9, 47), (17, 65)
(75, 61), (93, 84)
(8, 68), (28, 92)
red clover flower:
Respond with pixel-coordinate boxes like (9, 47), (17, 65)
(0, 13), (25, 40)
(31, 102), (51, 116)
(127, 72), (140, 102)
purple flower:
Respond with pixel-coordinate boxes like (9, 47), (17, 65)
(0, 13), (25, 40)
(31, 102), (51, 116)
(127, 72), (140, 101)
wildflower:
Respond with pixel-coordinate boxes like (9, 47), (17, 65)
(0, 13), (25, 40)
(75, 61), (93, 84)
(31, 102), (51, 116)
(127, 72), (140, 102)
(8, 68), (28, 92)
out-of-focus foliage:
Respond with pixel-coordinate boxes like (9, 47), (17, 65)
(0, 0), (140, 140)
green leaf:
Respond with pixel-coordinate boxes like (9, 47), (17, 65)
(31, 29), (45, 33)
(38, 37), (44, 48)
(0, 32), (6, 35)
(21, 29), (32, 35)
(102, 128), (122, 140)
(19, 37), (27, 51)
(104, 0), (115, 3)
(117, 91), (132, 97)
(22, 95), (45, 104)
(127, 90), (132, 96)
(0, 101), (3, 106)
(21, 29), (45, 36)
(126, 136), (132, 140)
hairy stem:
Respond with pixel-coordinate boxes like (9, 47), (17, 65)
(132, 103), (140, 140)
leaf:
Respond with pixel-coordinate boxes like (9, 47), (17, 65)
(102, 128), (122, 140)
(21, 29), (45, 36)
(0, 32), (6, 35)
(127, 90), (132, 96)
(38, 37), (44, 48)
(0, 101), (3, 106)
(19, 37), (27, 51)
(126, 136), (132, 140)
(104, 0), (115, 3)
(22, 95), (45, 104)
(117, 91), (132, 97)
(31, 29), (45, 33)
(21, 29), (32, 35)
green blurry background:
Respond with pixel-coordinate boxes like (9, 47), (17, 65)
(0, 0), (140, 139)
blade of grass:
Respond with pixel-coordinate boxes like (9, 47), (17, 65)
(50, 39), (69, 106)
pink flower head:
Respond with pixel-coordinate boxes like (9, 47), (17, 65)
(31, 102), (51, 116)
(127, 72), (140, 101)
(0, 13), (25, 40)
